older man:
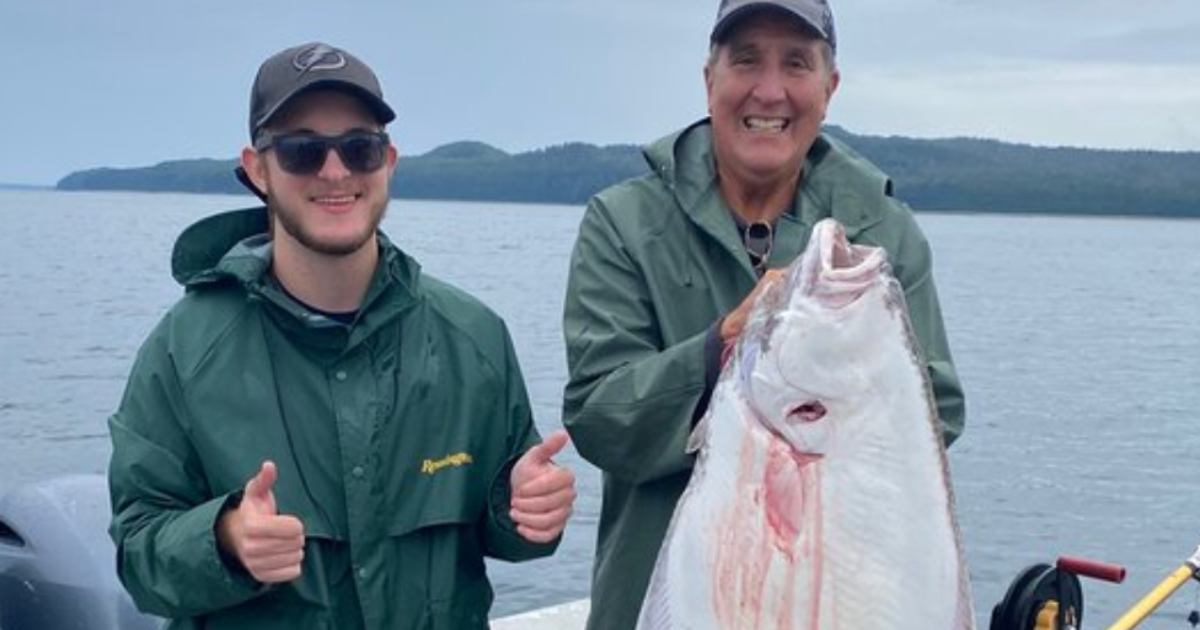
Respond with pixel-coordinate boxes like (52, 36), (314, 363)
(561, 1), (965, 628)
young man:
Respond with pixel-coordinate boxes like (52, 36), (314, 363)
(108, 42), (576, 630)
(561, 2), (966, 628)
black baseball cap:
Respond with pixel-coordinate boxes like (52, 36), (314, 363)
(248, 42), (396, 141)
(710, 0), (837, 53)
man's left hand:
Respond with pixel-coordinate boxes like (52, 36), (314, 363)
(509, 429), (577, 543)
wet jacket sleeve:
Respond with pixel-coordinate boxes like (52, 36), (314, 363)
(108, 331), (264, 618)
(483, 327), (562, 561)
(883, 207), (967, 446)
(562, 197), (708, 485)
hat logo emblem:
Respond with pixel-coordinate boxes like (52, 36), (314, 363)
(292, 44), (347, 74)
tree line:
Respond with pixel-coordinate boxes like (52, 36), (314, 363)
(56, 127), (1200, 218)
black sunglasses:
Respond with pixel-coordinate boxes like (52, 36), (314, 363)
(254, 130), (390, 176)
(744, 221), (774, 274)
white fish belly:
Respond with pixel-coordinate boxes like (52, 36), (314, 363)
(637, 222), (973, 630)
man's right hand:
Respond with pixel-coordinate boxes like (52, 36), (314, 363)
(217, 461), (306, 584)
(719, 268), (786, 345)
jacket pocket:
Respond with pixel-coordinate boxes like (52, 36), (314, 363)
(383, 505), (493, 624)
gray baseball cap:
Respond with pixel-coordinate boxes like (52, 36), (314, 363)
(248, 42), (396, 140)
(710, 0), (837, 53)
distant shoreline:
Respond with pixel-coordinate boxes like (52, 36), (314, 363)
(41, 127), (1200, 219)
(19, 188), (1196, 222)
(0, 183), (53, 191)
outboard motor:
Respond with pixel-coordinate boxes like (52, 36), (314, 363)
(0, 474), (164, 630)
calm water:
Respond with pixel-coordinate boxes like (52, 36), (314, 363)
(1, 189), (1198, 628)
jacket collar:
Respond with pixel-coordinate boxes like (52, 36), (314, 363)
(169, 206), (421, 333)
(642, 118), (894, 241)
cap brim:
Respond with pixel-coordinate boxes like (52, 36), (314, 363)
(253, 80), (396, 137)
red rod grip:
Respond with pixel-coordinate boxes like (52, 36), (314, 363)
(1057, 556), (1127, 583)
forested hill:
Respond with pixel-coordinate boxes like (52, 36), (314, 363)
(56, 127), (1200, 218)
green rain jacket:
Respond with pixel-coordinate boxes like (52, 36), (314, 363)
(562, 120), (966, 630)
(108, 207), (558, 630)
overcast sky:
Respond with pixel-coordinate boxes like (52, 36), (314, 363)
(1, 0), (1197, 185)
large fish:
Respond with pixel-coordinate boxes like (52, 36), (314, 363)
(637, 218), (975, 630)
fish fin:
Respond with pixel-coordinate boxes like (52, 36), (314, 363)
(636, 542), (675, 630)
(686, 411), (710, 454)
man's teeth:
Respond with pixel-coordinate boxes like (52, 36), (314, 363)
(745, 117), (788, 132)
(316, 195), (356, 204)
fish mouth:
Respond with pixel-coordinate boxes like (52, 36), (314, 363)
(792, 220), (887, 308)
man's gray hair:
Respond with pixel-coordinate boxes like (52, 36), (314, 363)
(705, 38), (837, 75)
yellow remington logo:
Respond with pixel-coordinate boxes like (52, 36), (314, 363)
(421, 452), (474, 475)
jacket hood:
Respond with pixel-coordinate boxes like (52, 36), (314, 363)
(641, 118), (896, 238)
(169, 206), (420, 296)
(171, 206), (272, 287)
(641, 119), (714, 214)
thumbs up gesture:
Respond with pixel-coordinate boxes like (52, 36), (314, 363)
(509, 430), (577, 543)
(216, 461), (306, 583)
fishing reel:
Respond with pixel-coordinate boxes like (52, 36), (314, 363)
(991, 548), (1200, 630)
(990, 557), (1122, 630)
